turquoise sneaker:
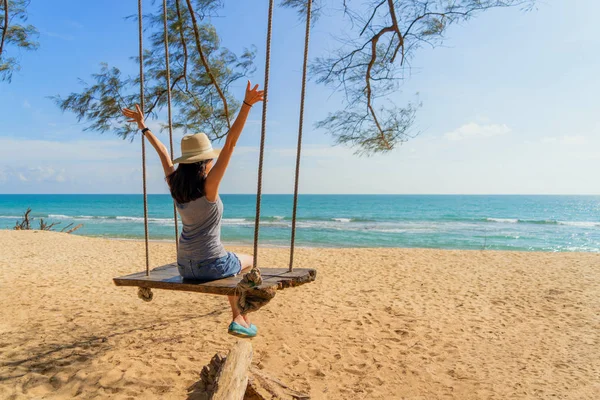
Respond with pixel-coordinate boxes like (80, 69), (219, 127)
(228, 321), (257, 338)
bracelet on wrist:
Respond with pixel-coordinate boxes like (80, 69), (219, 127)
(243, 101), (252, 108)
(141, 127), (150, 134)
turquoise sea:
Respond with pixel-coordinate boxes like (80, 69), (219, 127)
(0, 195), (599, 252)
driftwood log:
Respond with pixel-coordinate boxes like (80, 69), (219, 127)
(212, 341), (254, 400)
(13, 208), (83, 233)
(189, 341), (310, 400)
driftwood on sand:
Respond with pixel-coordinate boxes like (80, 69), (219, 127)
(187, 341), (310, 400)
(13, 207), (83, 233)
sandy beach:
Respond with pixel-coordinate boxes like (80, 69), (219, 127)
(1, 230), (598, 399)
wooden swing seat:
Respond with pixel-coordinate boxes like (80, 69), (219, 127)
(113, 263), (316, 296)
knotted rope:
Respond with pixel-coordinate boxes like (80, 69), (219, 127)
(138, 0), (150, 278)
(289, 0), (312, 271)
(138, 287), (154, 302)
(236, 0), (275, 313)
(236, 270), (277, 314)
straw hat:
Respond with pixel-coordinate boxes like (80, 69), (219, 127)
(172, 133), (221, 164)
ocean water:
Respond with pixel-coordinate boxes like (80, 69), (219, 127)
(0, 194), (599, 252)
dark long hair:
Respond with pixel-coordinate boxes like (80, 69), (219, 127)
(167, 161), (209, 204)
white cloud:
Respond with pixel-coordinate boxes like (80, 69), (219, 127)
(1, 134), (598, 195)
(2, 166), (67, 183)
(23, 100), (31, 108)
(444, 122), (511, 141)
(541, 135), (587, 145)
(0, 138), (135, 162)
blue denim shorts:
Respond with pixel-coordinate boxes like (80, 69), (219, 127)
(177, 252), (242, 281)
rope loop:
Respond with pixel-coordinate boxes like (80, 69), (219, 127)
(235, 267), (276, 314)
(138, 287), (154, 302)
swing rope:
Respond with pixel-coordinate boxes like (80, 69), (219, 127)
(236, 0), (276, 314)
(251, 0), (275, 272)
(136, 0), (153, 302)
(138, 0), (150, 278)
(289, 0), (312, 272)
(162, 0), (179, 251)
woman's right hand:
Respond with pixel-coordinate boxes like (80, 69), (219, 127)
(244, 80), (264, 107)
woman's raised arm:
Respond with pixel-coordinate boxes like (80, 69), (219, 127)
(204, 81), (264, 202)
(122, 105), (175, 177)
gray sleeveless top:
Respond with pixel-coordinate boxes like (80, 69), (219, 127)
(176, 195), (227, 264)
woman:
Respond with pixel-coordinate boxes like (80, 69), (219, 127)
(122, 81), (264, 338)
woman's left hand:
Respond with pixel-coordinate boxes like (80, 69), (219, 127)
(244, 80), (265, 107)
(122, 104), (146, 129)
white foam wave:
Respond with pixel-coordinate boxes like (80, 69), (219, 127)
(369, 228), (406, 233)
(115, 216), (177, 224)
(0, 215), (21, 219)
(48, 214), (71, 219)
(487, 218), (519, 224)
(222, 218), (248, 225)
(332, 218), (352, 223)
(558, 221), (600, 228)
(48, 214), (124, 221)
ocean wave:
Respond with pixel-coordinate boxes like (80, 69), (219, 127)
(48, 214), (72, 219)
(222, 218), (248, 225)
(0, 215), (21, 219)
(32, 213), (600, 231)
(485, 217), (599, 227)
(50, 214), (116, 220)
(557, 221), (600, 228)
(522, 219), (558, 225)
(368, 228), (407, 233)
(115, 216), (176, 223)
(46, 214), (177, 224)
(486, 218), (519, 224)
(332, 218), (352, 223)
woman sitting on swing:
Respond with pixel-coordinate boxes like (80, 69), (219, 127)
(122, 81), (264, 338)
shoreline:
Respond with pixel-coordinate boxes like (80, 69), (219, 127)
(3, 228), (600, 253)
(5, 229), (600, 254)
(67, 231), (600, 253)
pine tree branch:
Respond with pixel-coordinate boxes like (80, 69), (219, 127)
(365, 25), (395, 150)
(184, 0), (231, 130)
(174, 0), (190, 92)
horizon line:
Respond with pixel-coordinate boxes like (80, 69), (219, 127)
(1, 193), (599, 196)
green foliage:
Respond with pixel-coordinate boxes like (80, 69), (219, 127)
(0, 0), (39, 82)
(310, 0), (534, 154)
(280, 0), (322, 22)
(53, 0), (255, 141)
(52, 0), (535, 154)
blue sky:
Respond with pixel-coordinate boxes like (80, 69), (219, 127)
(1, 0), (599, 194)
